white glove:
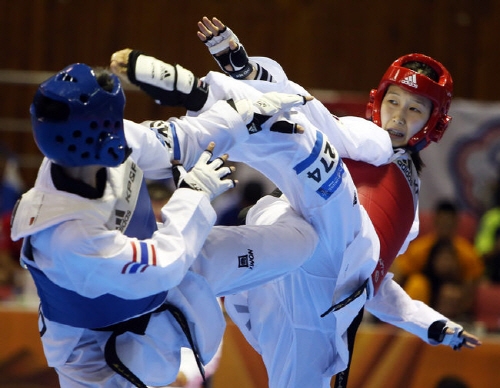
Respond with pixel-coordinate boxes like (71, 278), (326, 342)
(173, 143), (235, 201)
(230, 92), (311, 134)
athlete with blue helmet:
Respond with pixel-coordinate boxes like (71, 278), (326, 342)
(11, 63), (319, 387)
(31, 63), (129, 167)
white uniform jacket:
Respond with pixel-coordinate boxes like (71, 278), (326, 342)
(10, 105), (318, 387)
(170, 58), (448, 387)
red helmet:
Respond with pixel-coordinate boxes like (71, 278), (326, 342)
(366, 53), (453, 152)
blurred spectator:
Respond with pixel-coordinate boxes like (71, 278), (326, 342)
(216, 180), (264, 226)
(481, 226), (500, 284)
(434, 375), (470, 388)
(0, 156), (24, 214)
(0, 215), (18, 294)
(0, 156), (24, 298)
(475, 173), (500, 256)
(393, 199), (483, 283)
(147, 180), (174, 222)
(392, 199), (484, 320)
(403, 238), (471, 321)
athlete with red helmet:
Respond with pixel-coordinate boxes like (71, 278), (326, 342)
(197, 23), (454, 294)
(351, 52), (454, 293)
(196, 33), (470, 386)
(110, 18), (479, 387)
(367, 53), (453, 152)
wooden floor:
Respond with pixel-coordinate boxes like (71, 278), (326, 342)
(1, 303), (499, 388)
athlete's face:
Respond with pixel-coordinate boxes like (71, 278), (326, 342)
(380, 85), (432, 148)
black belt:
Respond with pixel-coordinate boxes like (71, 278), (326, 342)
(320, 279), (368, 388)
(320, 278), (368, 317)
(96, 303), (205, 388)
(333, 307), (364, 388)
(163, 303), (206, 383)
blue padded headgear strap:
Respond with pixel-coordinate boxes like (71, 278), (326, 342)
(31, 63), (129, 167)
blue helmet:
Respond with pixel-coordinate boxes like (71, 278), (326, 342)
(30, 63), (129, 167)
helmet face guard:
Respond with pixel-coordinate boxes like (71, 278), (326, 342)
(31, 63), (129, 167)
(366, 53), (453, 152)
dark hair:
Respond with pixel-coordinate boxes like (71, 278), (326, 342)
(423, 237), (460, 307)
(94, 68), (115, 92)
(435, 375), (469, 388)
(403, 61), (440, 82)
(435, 199), (458, 214)
(410, 153), (425, 174)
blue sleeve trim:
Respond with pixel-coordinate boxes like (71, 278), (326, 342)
(293, 131), (323, 174)
(170, 122), (181, 161)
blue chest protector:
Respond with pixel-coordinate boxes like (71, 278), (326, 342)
(22, 178), (167, 329)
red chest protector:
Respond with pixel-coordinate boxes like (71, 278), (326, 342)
(344, 158), (418, 294)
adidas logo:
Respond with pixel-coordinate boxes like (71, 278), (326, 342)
(160, 69), (171, 80)
(115, 209), (131, 231)
(159, 64), (172, 81)
(401, 74), (418, 88)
